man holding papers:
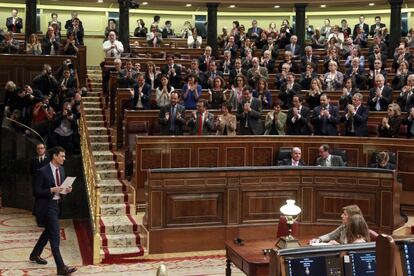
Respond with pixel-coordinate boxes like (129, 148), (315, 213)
(30, 146), (77, 275)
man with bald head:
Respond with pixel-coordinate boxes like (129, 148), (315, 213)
(281, 147), (306, 166)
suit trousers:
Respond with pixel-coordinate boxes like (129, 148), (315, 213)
(31, 200), (65, 268)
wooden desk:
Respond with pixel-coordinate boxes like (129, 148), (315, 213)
(225, 239), (274, 276)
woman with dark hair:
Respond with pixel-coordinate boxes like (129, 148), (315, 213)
(231, 21), (240, 37)
(216, 102), (237, 136)
(392, 61), (411, 90)
(182, 74), (202, 109)
(310, 204), (364, 244)
(105, 19), (119, 39)
(63, 32), (79, 55)
(155, 75), (174, 108)
(253, 78), (271, 109)
(345, 214), (370, 243)
(378, 103), (402, 138)
(229, 75), (246, 110)
(134, 19), (147, 37)
(264, 99), (286, 135)
(144, 61), (159, 89)
(339, 78), (359, 110)
(208, 76), (226, 109)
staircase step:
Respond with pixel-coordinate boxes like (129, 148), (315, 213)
(100, 216), (137, 234)
(86, 121), (105, 127)
(89, 135), (109, 143)
(97, 169), (119, 179)
(84, 102), (102, 109)
(100, 233), (139, 248)
(100, 246), (144, 258)
(88, 127), (109, 136)
(83, 97), (101, 102)
(85, 114), (104, 121)
(93, 151), (114, 162)
(95, 160), (117, 171)
(84, 107), (104, 115)
(91, 142), (110, 151)
(100, 203), (130, 216)
(100, 192), (131, 204)
(97, 180), (125, 193)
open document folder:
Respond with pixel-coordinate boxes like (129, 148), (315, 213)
(59, 177), (76, 194)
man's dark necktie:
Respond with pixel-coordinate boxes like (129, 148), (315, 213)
(56, 168), (61, 186)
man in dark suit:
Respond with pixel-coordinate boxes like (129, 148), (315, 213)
(285, 35), (301, 58)
(352, 15), (369, 37)
(286, 95), (311, 135)
(130, 73), (151, 110)
(229, 58), (247, 85)
(58, 68), (78, 103)
(279, 73), (302, 109)
(159, 91), (186, 135)
(397, 75), (414, 112)
(32, 64), (59, 101)
(64, 12), (83, 30)
(161, 55), (181, 89)
(369, 16), (386, 37)
(300, 46), (318, 72)
(48, 13), (62, 34)
(341, 92), (369, 136)
(368, 74), (392, 111)
(30, 143), (50, 187)
(316, 144), (345, 167)
(312, 93), (340, 136)
(187, 99), (215, 135)
(6, 8), (23, 33)
(66, 18), (84, 45)
(30, 146), (77, 275)
(281, 147), (306, 166)
(247, 20), (262, 43)
(118, 60), (138, 89)
(237, 86), (264, 135)
(198, 46), (214, 72)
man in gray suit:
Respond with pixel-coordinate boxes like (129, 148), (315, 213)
(316, 144), (345, 167)
(237, 86), (264, 135)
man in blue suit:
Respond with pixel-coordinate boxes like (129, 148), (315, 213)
(30, 146), (77, 275)
(311, 93), (340, 136)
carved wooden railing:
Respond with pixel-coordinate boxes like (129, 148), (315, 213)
(79, 102), (102, 264)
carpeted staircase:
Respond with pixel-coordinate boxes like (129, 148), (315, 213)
(84, 68), (144, 262)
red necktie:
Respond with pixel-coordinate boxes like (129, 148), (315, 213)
(56, 168), (61, 186)
(198, 114), (203, 136)
(12, 18), (16, 33)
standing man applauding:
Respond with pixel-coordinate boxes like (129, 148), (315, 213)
(30, 146), (77, 275)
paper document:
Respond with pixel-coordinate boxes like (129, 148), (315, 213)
(60, 177), (76, 194)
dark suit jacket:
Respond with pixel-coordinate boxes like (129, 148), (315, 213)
(6, 17), (23, 33)
(279, 82), (302, 109)
(316, 155), (345, 167)
(402, 115), (414, 138)
(286, 105), (311, 135)
(353, 23), (369, 36)
(281, 159), (305, 166)
(378, 116), (402, 138)
(33, 164), (65, 225)
(65, 19), (83, 30)
(30, 156), (50, 176)
(159, 104), (186, 135)
(229, 68), (247, 85)
(369, 23), (386, 37)
(131, 83), (151, 110)
(67, 26), (84, 45)
(312, 105), (340, 136)
(161, 64), (181, 88)
(247, 27), (262, 41)
(187, 112), (215, 135)
(237, 97), (264, 135)
(285, 44), (302, 57)
(341, 104), (369, 137)
(300, 55), (319, 72)
(118, 69), (138, 88)
(368, 86), (392, 111)
(41, 36), (61, 55)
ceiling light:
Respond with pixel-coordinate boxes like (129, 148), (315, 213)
(142, 1), (148, 5)
(229, 4), (236, 8)
(369, 2), (375, 6)
(274, 5), (280, 8)
(320, 4), (326, 8)
(97, 0), (103, 2)
(185, 3), (192, 7)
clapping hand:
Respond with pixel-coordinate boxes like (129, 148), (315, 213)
(165, 112), (170, 120)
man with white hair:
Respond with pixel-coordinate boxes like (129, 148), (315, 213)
(246, 57), (268, 87)
(285, 35), (301, 58)
(397, 74), (414, 112)
(103, 31), (124, 58)
(368, 74), (392, 111)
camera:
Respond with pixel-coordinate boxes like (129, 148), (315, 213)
(42, 104), (49, 109)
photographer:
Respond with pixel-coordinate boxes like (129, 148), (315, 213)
(49, 101), (79, 155)
(32, 64), (59, 103)
(57, 68), (77, 109)
(32, 96), (55, 139)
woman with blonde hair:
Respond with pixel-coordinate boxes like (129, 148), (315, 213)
(307, 78), (323, 110)
(378, 103), (402, 138)
(26, 33), (42, 55)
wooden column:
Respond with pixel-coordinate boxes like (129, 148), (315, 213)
(118, 0), (131, 53)
(25, 0), (37, 41)
(295, 3), (307, 56)
(388, 0), (403, 57)
(207, 3), (219, 57)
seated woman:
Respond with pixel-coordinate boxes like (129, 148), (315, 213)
(208, 76), (226, 110)
(144, 61), (159, 89)
(371, 151), (396, 170)
(182, 74), (202, 109)
(378, 103), (402, 138)
(187, 27), (202, 49)
(216, 103), (237, 136)
(253, 78), (272, 109)
(229, 75), (247, 110)
(264, 99), (286, 135)
(344, 214), (370, 244)
(310, 204), (363, 244)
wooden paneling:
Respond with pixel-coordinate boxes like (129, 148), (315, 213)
(145, 167), (403, 253)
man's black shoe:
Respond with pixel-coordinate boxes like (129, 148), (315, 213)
(57, 266), (77, 275)
(29, 255), (47, 265)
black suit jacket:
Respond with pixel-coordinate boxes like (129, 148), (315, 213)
(131, 83), (152, 110)
(368, 86), (392, 111)
(285, 44), (302, 57)
(279, 82), (302, 109)
(159, 104), (186, 135)
(6, 17), (23, 33)
(369, 23), (386, 37)
(247, 27), (262, 41)
(236, 97), (264, 135)
(161, 64), (181, 88)
(286, 105), (311, 135)
(402, 116), (414, 138)
(353, 23), (369, 36)
(312, 105), (340, 136)
(281, 159), (305, 166)
(30, 156), (50, 176)
(33, 164), (65, 226)
(300, 55), (318, 72)
(341, 105), (369, 137)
